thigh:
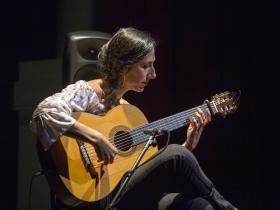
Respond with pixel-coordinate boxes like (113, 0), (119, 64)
(158, 193), (214, 210)
(114, 144), (213, 209)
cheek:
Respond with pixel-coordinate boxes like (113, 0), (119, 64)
(128, 72), (145, 83)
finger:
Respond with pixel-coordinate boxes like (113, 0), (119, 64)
(197, 108), (205, 119)
(191, 117), (198, 132)
(98, 156), (111, 165)
(95, 148), (103, 161)
(197, 108), (205, 124)
(97, 160), (105, 165)
(103, 159), (110, 165)
(109, 157), (114, 164)
(104, 155), (115, 165)
(195, 112), (204, 130)
(207, 108), (211, 120)
(204, 108), (211, 125)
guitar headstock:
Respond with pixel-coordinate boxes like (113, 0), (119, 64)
(209, 91), (241, 117)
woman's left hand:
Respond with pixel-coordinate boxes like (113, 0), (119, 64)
(183, 108), (211, 151)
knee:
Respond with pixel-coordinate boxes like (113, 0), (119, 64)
(158, 194), (214, 210)
(185, 197), (214, 210)
(163, 144), (201, 174)
(165, 144), (194, 159)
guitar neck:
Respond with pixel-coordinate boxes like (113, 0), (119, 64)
(128, 102), (217, 146)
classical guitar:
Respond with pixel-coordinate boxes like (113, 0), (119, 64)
(37, 91), (240, 207)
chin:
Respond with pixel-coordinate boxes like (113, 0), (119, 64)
(134, 87), (145, 92)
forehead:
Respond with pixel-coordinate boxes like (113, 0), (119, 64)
(140, 48), (155, 63)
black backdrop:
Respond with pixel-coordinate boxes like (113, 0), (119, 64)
(1, 1), (279, 209)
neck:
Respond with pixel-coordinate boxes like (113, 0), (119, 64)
(115, 87), (129, 105)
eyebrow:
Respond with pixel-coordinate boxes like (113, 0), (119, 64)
(140, 59), (156, 64)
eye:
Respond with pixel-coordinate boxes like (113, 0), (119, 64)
(142, 65), (149, 69)
(142, 63), (152, 69)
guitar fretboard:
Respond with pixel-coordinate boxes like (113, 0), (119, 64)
(126, 102), (217, 146)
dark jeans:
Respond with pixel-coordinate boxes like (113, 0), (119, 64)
(92, 144), (235, 210)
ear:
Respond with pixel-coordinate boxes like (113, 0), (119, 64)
(119, 67), (129, 75)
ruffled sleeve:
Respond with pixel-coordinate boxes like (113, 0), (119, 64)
(29, 80), (104, 150)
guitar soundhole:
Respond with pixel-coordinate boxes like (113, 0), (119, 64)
(109, 125), (137, 157)
(114, 131), (132, 152)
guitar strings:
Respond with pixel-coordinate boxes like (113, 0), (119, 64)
(86, 101), (222, 156)
(107, 103), (211, 148)
(104, 97), (232, 158)
(86, 98), (233, 164)
(85, 108), (207, 164)
(88, 103), (215, 155)
(85, 103), (214, 163)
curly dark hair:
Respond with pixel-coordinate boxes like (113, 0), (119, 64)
(97, 27), (158, 115)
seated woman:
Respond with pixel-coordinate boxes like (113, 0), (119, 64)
(30, 27), (238, 210)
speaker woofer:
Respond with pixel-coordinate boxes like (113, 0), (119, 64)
(62, 31), (112, 87)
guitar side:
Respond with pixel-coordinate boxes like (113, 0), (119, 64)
(37, 105), (158, 207)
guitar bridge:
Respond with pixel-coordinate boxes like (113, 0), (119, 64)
(80, 144), (92, 166)
(78, 141), (98, 179)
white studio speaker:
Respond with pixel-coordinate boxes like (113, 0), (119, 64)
(62, 31), (112, 87)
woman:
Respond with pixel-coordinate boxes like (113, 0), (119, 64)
(30, 27), (237, 210)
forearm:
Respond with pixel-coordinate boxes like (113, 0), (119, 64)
(64, 121), (103, 145)
(65, 121), (118, 161)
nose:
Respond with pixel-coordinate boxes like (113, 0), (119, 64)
(149, 66), (156, 79)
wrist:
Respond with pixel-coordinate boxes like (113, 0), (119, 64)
(183, 140), (195, 151)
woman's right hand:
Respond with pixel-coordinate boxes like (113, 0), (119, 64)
(92, 131), (118, 164)
(65, 121), (118, 165)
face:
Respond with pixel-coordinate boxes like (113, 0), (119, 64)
(120, 48), (156, 92)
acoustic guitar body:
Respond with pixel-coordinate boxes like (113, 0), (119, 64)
(37, 105), (158, 207)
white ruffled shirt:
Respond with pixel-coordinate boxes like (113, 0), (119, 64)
(29, 80), (104, 150)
